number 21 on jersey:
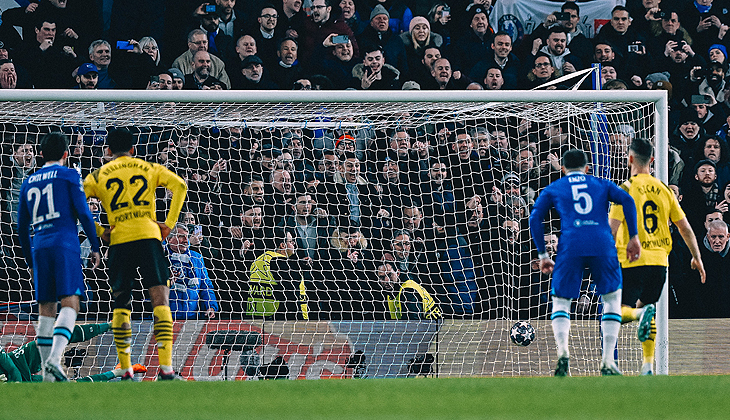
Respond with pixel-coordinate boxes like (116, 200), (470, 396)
(27, 184), (60, 224)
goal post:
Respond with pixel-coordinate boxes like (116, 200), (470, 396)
(0, 89), (669, 378)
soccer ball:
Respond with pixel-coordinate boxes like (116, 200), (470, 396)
(510, 321), (535, 346)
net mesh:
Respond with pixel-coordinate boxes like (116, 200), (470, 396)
(0, 98), (657, 378)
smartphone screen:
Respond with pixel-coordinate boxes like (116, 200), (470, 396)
(116, 41), (134, 50)
(332, 35), (349, 44)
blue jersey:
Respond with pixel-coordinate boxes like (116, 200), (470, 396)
(17, 163), (100, 266)
(529, 171), (638, 257)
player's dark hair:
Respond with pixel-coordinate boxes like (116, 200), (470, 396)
(106, 128), (135, 154)
(39, 132), (69, 162)
(629, 137), (653, 165)
(562, 149), (587, 170)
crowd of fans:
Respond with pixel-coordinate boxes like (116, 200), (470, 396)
(2, 0), (730, 94)
(0, 0), (729, 320)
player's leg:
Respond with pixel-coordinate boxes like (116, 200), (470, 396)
(107, 243), (136, 379)
(41, 247), (87, 381)
(33, 248), (57, 378)
(76, 363), (147, 382)
(141, 239), (179, 380)
(636, 267), (665, 375)
(37, 302), (57, 381)
(551, 295), (572, 376)
(620, 267), (645, 324)
(68, 323), (112, 344)
(549, 256), (583, 377)
(74, 371), (117, 382)
(111, 290), (134, 379)
(592, 256), (623, 375)
(599, 289), (622, 375)
(150, 285), (175, 378)
(44, 295), (80, 382)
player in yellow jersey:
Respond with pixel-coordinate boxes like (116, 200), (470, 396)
(608, 138), (706, 375)
(83, 128), (187, 380)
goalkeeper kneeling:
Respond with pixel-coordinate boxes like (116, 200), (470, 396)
(0, 323), (146, 383)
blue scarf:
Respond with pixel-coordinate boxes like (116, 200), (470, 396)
(695, 1), (712, 14)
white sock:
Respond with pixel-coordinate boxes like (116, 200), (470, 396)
(601, 290), (622, 365)
(48, 307), (77, 366)
(37, 315), (55, 364)
(551, 296), (572, 359)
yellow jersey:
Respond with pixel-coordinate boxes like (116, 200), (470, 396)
(247, 250), (309, 320)
(387, 279), (443, 320)
(83, 156), (187, 245)
(608, 173), (685, 267)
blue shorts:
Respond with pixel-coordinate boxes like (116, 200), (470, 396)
(552, 254), (622, 299)
(33, 247), (85, 302)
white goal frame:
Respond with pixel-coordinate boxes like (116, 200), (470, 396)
(0, 89), (669, 375)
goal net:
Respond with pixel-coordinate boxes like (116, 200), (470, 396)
(0, 90), (667, 379)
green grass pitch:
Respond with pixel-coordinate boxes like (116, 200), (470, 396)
(3, 375), (730, 419)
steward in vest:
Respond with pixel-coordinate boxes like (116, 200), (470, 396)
(377, 261), (442, 320)
(247, 226), (309, 320)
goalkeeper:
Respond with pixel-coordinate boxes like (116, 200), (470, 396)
(0, 323), (146, 382)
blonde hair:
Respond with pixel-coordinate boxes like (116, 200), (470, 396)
(139, 36), (160, 65)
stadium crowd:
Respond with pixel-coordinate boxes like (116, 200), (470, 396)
(0, 0), (729, 320)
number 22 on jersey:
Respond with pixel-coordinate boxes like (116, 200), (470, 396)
(106, 175), (150, 211)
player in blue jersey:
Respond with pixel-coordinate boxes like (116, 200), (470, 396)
(529, 149), (641, 377)
(17, 133), (101, 382)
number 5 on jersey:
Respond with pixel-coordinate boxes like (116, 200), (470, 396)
(571, 184), (593, 215)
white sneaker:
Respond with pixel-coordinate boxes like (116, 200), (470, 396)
(44, 362), (69, 382)
(600, 361), (622, 376)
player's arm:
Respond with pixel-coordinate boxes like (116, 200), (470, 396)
(609, 184), (641, 262)
(0, 352), (23, 382)
(71, 178), (101, 268)
(157, 165), (188, 235)
(674, 217), (707, 283)
(609, 217), (621, 237)
(608, 202), (624, 237)
(82, 172), (108, 240)
(16, 187), (33, 268)
(528, 190), (555, 273)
